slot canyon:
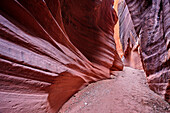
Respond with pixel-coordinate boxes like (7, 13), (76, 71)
(0, 0), (169, 113)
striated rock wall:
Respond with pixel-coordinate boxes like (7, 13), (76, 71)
(113, 0), (124, 58)
(118, 0), (143, 70)
(119, 0), (170, 102)
(0, 0), (123, 112)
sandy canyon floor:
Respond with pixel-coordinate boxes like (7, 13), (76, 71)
(59, 67), (170, 113)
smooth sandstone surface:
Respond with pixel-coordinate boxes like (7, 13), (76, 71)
(0, 0), (169, 112)
(0, 0), (123, 112)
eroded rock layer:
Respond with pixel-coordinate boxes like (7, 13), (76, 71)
(120, 0), (170, 102)
(0, 0), (123, 112)
(113, 0), (124, 58)
(118, 0), (143, 70)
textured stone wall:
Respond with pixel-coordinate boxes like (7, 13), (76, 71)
(0, 0), (123, 112)
(113, 0), (124, 58)
(120, 0), (170, 102)
(118, 0), (143, 70)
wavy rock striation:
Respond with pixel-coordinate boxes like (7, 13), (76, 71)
(119, 0), (170, 102)
(118, 0), (143, 70)
(0, 0), (123, 112)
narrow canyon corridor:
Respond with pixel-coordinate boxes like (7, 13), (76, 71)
(59, 67), (169, 113)
(0, 0), (169, 113)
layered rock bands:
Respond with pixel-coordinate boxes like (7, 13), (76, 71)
(0, 0), (123, 112)
(118, 0), (170, 103)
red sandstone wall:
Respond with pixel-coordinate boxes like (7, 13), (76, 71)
(113, 0), (124, 58)
(118, 0), (143, 70)
(0, 0), (123, 112)
(121, 0), (170, 102)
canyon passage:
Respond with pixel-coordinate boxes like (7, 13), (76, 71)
(0, 0), (169, 113)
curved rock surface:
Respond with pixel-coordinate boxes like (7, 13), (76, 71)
(0, 0), (123, 112)
(113, 0), (124, 58)
(118, 0), (143, 70)
(118, 0), (170, 102)
(59, 67), (170, 113)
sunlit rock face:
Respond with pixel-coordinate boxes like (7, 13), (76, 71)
(118, 0), (143, 70)
(113, 0), (124, 58)
(120, 0), (170, 102)
(0, 0), (123, 112)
